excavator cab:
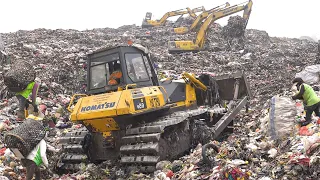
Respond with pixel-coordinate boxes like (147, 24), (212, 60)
(87, 45), (159, 95)
(145, 12), (152, 20)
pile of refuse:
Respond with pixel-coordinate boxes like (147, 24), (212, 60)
(222, 15), (246, 40)
(0, 15), (318, 179)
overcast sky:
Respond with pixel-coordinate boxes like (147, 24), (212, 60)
(0, 0), (319, 39)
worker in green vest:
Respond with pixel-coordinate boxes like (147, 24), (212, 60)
(292, 77), (320, 126)
(10, 133), (59, 180)
(16, 81), (40, 120)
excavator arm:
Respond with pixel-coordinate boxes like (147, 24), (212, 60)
(187, 6), (206, 18)
(168, 0), (253, 53)
(174, 2), (230, 34)
(142, 6), (206, 28)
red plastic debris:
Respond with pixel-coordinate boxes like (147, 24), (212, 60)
(0, 147), (6, 156)
(299, 126), (313, 136)
(166, 170), (174, 178)
(289, 154), (310, 166)
(39, 104), (47, 114)
(317, 118), (320, 124)
(75, 124), (82, 129)
(3, 119), (10, 125)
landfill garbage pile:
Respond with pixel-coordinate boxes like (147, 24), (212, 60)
(222, 15), (246, 40)
(122, 95), (320, 180)
(0, 16), (318, 179)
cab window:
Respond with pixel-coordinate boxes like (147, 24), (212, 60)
(125, 53), (149, 82)
(143, 56), (152, 77)
(90, 60), (122, 89)
(90, 63), (108, 89)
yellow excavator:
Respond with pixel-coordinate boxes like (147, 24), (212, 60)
(173, 2), (231, 34)
(168, 0), (253, 53)
(142, 6), (205, 28)
(55, 44), (251, 173)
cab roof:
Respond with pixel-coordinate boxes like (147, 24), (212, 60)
(88, 44), (149, 56)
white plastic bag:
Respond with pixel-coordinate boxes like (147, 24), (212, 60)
(295, 65), (320, 84)
(301, 133), (320, 151)
(268, 96), (296, 139)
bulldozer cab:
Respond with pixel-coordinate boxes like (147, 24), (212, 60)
(87, 45), (159, 95)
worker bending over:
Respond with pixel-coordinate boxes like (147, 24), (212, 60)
(10, 137), (59, 180)
(292, 77), (320, 126)
(15, 81), (40, 120)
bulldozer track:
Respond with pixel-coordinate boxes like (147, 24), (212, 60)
(56, 128), (89, 173)
(119, 108), (208, 172)
(56, 108), (209, 173)
(55, 104), (242, 174)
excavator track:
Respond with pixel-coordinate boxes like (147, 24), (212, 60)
(119, 108), (209, 172)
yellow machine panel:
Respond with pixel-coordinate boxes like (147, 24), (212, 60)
(83, 118), (120, 132)
(173, 27), (189, 34)
(168, 41), (200, 52)
(70, 92), (121, 121)
(70, 86), (167, 123)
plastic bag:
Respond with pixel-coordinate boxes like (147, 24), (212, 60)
(295, 65), (320, 84)
(301, 133), (320, 151)
(268, 96), (296, 139)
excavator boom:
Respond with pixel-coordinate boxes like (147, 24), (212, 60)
(168, 0), (253, 53)
(142, 6), (206, 28)
(173, 2), (230, 34)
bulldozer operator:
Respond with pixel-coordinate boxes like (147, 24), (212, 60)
(108, 61), (122, 85)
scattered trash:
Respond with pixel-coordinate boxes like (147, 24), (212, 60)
(0, 15), (318, 179)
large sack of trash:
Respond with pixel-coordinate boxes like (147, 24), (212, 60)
(3, 60), (35, 92)
(295, 64), (320, 85)
(4, 118), (46, 157)
(261, 96), (296, 140)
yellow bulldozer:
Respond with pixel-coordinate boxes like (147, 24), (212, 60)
(55, 44), (252, 173)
